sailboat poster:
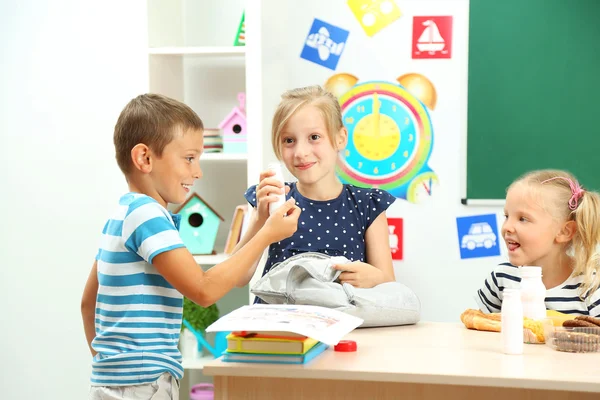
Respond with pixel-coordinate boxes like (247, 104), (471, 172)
(412, 16), (453, 59)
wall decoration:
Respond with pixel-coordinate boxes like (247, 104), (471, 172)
(455, 214), (501, 259)
(234, 11), (245, 46)
(412, 16), (453, 59)
(396, 73), (437, 110)
(347, 0), (402, 37)
(300, 18), (349, 70)
(219, 93), (247, 154)
(387, 217), (403, 260)
(175, 193), (225, 255)
(324, 73), (359, 99)
(330, 77), (438, 203)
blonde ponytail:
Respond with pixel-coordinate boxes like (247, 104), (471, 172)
(572, 190), (600, 296)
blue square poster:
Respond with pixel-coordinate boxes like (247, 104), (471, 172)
(456, 214), (501, 259)
(300, 18), (349, 70)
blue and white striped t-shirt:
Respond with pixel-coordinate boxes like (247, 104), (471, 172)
(476, 262), (600, 317)
(91, 193), (186, 386)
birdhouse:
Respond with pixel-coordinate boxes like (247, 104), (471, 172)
(219, 93), (247, 154)
(174, 192), (225, 255)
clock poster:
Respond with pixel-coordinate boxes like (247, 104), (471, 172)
(325, 75), (439, 204)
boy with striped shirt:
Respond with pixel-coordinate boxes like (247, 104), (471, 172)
(81, 94), (300, 399)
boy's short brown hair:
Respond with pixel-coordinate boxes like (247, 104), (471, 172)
(114, 93), (204, 174)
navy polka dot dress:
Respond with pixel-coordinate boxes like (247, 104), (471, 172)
(244, 182), (395, 303)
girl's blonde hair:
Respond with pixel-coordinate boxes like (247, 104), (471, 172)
(511, 169), (600, 296)
(271, 85), (344, 159)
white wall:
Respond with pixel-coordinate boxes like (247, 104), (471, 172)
(0, 1), (148, 398)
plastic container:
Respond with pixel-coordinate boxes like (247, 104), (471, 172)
(542, 319), (600, 353)
(520, 266), (546, 320)
(501, 288), (524, 355)
(179, 328), (199, 359)
(267, 162), (286, 215)
(190, 383), (214, 400)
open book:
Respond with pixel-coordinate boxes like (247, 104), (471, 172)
(206, 304), (363, 346)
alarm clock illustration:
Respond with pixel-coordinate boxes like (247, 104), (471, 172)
(335, 80), (438, 202)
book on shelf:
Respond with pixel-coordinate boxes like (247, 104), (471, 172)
(226, 333), (318, 354)
(222, 341), (328, 364)
(224, 205), (248, 254)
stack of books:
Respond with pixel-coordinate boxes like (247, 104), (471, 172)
(221, 330), (329, 364)
(203, 128), (223, 153)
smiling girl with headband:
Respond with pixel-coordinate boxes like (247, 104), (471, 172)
(476, 169), (600, 317)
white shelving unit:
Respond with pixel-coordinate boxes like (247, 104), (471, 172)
(149, 46), (246, 56)
(181, 355), (215, 370)
(146, 1), (255, 397)
(200, 153), (247, 161)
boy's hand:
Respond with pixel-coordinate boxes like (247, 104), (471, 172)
(255, 169), (290, 224)
(263, 198), (300, 242)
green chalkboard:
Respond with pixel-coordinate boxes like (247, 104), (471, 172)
(466, 0), (600, 201)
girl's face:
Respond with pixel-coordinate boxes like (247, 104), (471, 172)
(502, 184), (566, 268)
(279, 105), (346, 187)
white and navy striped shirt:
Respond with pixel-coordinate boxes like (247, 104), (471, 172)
(91, 193), (186, 386)
(476, 263), (600, 317)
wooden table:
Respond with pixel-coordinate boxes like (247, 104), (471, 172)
(203, 322), (600, 399)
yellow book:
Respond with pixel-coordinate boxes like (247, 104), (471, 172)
(226, 333), (319, 355)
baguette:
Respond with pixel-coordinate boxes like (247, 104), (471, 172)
(460, 308), (544, 343)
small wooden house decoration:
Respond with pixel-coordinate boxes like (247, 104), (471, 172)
(174, 192), (225, 255)
(219, 93), (247, 154)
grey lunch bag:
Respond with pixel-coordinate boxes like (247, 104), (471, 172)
(250, 252), (421, 328)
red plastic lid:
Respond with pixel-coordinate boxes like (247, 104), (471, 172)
(334, 340), (357, 352)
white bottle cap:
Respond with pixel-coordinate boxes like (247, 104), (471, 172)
(521, 266), (542, 277)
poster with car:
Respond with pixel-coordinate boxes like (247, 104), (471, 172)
(455, 214), (501, 259)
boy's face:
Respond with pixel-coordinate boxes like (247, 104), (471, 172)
(279, 105), (346, 187)
(150, 128), (204, 206)
(502, 184), (563, 268)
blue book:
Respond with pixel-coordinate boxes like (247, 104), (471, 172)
(222, 341), (329, 364)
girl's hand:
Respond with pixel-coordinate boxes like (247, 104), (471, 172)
(255, 169), (290, 224)
(263, 198), (301, 242)
(332, 261), (387, 288)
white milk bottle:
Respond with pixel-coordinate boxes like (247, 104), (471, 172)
(267, 162), (286, 215)
(520, 266), (546, 320)
(501, 288), (524, 355)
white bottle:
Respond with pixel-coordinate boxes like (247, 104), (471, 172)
(179, 328), (199, 359)
(267, 162), (286, 215)
(501, 288), (524, 355)
(520, 266), (546, 320)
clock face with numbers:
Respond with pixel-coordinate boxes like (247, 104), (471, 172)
(336, 81), (436, 200)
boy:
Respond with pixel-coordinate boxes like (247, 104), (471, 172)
(81, 94), (300, 399)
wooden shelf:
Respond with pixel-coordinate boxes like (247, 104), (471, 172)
(193, 253), (230, 265)
(148, 46), (245, 56)
(201, 153), (247, 161)
(181, 355), (215, 370)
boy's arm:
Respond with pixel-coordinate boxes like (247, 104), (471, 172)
(81, 260), (99, 357)
(230, 207), (266, 287)
(153, 199), (300, 307)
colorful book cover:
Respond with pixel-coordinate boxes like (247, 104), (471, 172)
(222, 342), (328, 364)
(226, 333), (319, 355)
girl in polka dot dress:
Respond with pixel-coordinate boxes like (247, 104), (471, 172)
(232, 85), (397, 301)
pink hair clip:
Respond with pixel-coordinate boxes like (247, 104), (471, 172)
(541, 176), (585, 210)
